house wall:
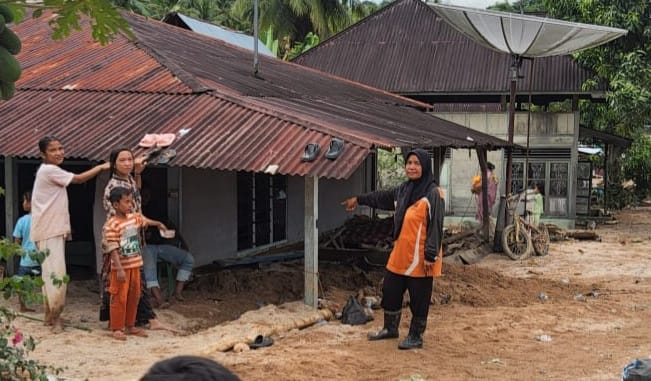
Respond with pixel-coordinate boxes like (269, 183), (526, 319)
(179, 161), (369, 267)
(286, 164), (367, 242)
(433, 111), (578, 225)
(180, 168), (238, 267)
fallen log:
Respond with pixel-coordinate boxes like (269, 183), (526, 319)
(565, 230), (600, 240)
(200, 301), (333, 353)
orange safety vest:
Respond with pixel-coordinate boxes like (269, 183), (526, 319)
(386, 193), (443, 278)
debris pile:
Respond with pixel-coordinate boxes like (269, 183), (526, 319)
(320, 215), (393, 251)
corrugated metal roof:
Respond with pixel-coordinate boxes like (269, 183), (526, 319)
(293, 0), (602, 96)
(1, 10), (510, 180)
(163, 12), (275, 57)
(0, 90), (372, 179)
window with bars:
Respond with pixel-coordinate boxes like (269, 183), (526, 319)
(237, 173), (287, 251)
(511, 160), (569, 217)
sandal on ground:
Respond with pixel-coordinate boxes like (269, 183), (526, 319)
(126, 327), (148, 337)
(110, 330), (127, 341)
(249, 335), (274, 349)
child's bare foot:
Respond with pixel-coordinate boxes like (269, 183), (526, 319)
(110, 330), (127, 341)
(147, 319), (181, 334)
(126, 327), (148, 337)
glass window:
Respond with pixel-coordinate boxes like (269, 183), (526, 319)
(527, 162), (545, 192)
(511, 162), (524, 194)
(549, 163), (569, 197)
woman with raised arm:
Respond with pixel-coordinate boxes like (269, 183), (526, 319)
(341, 148), (445, 350)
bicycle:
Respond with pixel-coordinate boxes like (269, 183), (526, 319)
(502, 192), (550, 260)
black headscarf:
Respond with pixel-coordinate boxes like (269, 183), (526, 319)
(393, 148), (436, 239)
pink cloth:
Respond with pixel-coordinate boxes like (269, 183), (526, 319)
(30, 164), (74, 242)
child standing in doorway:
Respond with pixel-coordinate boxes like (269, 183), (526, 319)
(13, 191), (41, 312)
(31, 136), (109, 333)
(103, 186), (167, 341)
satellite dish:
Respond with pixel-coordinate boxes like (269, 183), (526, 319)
(429, 4), (627, 58)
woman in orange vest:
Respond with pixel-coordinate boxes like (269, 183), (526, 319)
(341, 148), (445, 350)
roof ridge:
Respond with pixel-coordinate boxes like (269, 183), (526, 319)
(121, 13), (209, 94)
(14, 87), (199, 96)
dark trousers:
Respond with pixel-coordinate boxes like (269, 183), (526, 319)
(381, 270), (433, 318)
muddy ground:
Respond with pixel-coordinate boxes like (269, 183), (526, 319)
(3, 207), (651, 380)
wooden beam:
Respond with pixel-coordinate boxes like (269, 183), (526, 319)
(304, 175), (319, 308)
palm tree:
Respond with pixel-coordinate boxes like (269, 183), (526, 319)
(110, 0), (154, 16)
(232, 0), (349, 42)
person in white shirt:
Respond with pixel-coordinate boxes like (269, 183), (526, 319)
(31, 136), (109, 333)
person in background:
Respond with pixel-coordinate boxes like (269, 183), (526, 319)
(31, 136), (109, 333)
(472, 162), (499, 223)
(532, 182), (544, 226)
(341, 148), (445, 350)
(140, 187), (194, 307)
(140, 356), (241, 381)
(12, 191), (41, 312)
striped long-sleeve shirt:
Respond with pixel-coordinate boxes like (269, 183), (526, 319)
(103, 213), (145, 270)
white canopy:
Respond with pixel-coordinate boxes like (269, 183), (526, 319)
(429, 3), (628, 57)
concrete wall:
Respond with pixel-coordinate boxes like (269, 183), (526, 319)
(179, 161), (369, 267)
(287, 163), (367, 242)
(180, 168), (238, 267)
(434, 111), (577, 220)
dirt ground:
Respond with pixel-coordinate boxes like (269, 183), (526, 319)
(3, 206), (651, 381)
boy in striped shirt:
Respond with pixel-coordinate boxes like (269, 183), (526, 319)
(103, 187), (167, 341)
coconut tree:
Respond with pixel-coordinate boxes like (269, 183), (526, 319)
(232, 0), (349, 42)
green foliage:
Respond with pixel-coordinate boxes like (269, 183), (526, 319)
(544, 0), (651, 136)
(604, 182), (638, 210)
(286, 31), (318, 60)
(488, 0), (546, 13)
(0, 238), (59, 380)
(0, 306), (62, 380)
(0, 0), (132, 45)
(377, 148), (405, 190)
(622, 135), (651, 199)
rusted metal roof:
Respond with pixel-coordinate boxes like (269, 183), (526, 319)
(1, 10), (510, 180)
(293, 0), (603, 98)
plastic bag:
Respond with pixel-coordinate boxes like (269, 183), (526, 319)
(341, 295), (370, 325)
(622, 358), (651, 381)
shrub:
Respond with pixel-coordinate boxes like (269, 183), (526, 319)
(0, 238), (62, 380)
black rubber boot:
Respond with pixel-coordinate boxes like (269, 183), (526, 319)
(367, 310), (401, 341)
(398, 317), (427, 349)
